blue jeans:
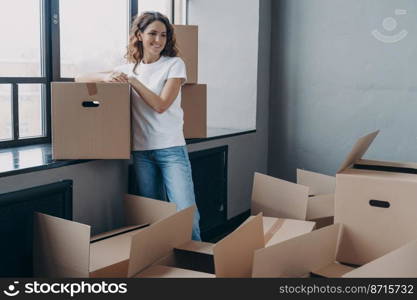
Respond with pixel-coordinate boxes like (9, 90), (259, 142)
(132, 146), (201, 241)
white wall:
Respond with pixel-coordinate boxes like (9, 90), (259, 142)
(189, 0), (259, 130)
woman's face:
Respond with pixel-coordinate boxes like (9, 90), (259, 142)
(139, 21), (167, 57)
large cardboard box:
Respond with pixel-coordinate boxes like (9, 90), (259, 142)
(251, 130), (417, 277)
(181, 84), (207, 138)
(51, 82), (131, 160)
(336, 130), (417, 265)
(173, 25), (198, 84)
(251, 171), (335, 228)
(33, 195), (177, 278)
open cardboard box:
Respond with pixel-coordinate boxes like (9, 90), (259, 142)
(134, 211), (315, 278)
(181, 84), (207, 138)
(252, 171), (335, 229)
(252, 224), (417, 278)
(133, 213), (265, 278)
(335, 130), (417, 265)
(173, 25), (198, 84)
(33, 195), (177, 278)
(252, 130), (417, 277)
(51, 82), (131, 160)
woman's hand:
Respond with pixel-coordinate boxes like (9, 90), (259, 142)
(105, 72), (129, 83)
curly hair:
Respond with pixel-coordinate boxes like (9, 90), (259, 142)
(125, 11), (179, 74)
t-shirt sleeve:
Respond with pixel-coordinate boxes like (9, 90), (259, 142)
(167, 58), (187, 85)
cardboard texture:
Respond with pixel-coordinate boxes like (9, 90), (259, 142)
(173, 25), (198, 84)
(253, 204), (417, 278)
(335, 130), (417, 265)
(252, 172), (309, 220)
(252, 224), (341, 278)
(181, 84), (207, 138)
(136, 214), (265, 278)
(343, 239), (417, 278)
(251, 172), (334, 225)
(128, 206), (195, 277)
(213, 214), (265, 278)
(33, 195), (176, 278)
(51, 82), (131, 160)
(244, 216), (315, 247)
(296, 169), (336, 196)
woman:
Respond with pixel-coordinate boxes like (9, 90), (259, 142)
(76, 11), (201, 241)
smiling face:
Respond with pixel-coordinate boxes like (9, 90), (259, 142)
(139, 20), (167, 60)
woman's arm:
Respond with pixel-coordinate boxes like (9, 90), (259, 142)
(128, 76), (183, 113)
(75, 71), (128, 83)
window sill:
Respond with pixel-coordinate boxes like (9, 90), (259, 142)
(0, 128), (256, 178)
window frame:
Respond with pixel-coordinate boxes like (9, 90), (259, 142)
(0, 0), (51, 148)
(0, 0), (185, 150)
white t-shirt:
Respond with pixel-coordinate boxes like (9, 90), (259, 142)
(114, 56), (187, 151)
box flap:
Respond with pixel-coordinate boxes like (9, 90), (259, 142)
(343, 239), (417, 278)
(213, 213), (265, 278)
(124, 194), (177, 225)
(296, 169), (336, 195)
(89, 228), (145, 274)
(127, 206), (195, 277)
(312, 262), (355, 278)
(90, 224), (148, 243)
(252, 223), (341, 278)
(135, 265), (215, 278)
(265, 218), (316, 247)
(252, 172), (309, 220)
(175, 240), (214, 255)
(33, 212), (90, 277)
(306, 194), (334, 220)
(337, 130), (379, 173)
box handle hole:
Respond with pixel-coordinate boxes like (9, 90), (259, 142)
(82, 101), (100, 108)
(369, 199), (390, 208)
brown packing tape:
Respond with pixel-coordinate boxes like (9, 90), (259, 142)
(264, 218), (285, 244)
(86, 83), (98, 96)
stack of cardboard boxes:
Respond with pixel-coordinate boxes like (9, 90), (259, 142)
(251, 131), (417, 277)
(174, 25), (208, 138)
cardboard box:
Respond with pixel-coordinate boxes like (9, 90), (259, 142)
(251, 172), (334, 227)
(336, 130), (417, 265)
(142, 213), (315, 278)
(252, 224), (417, 278)
(134, 213), (265, 278)
(297, 169), (335, 228)
(51, 82), (130, 160)
(251, 130), (417, 277)
(181, 84), (207, 138)
(33, 195), (177, 278)
(173, 25), (198, 84)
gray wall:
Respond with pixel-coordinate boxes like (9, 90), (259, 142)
(0, 0), (270, 232)
(269, 0), (417, 181)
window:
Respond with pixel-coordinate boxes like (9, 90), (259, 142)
(0, 0), (48, 147)
(0, 0), (186, 149)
